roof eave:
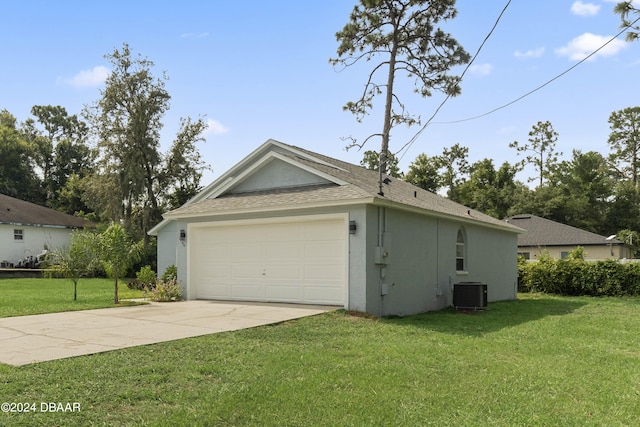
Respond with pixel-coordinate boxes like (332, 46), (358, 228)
(161, 197), (375, 221)
(371, 198), (523, 234)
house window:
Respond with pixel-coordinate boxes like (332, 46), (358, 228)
(560, 251), (569, 259)
(14, 229), (24, 241)
(456, 229), (466, 272)
(518, 252), (530, 260)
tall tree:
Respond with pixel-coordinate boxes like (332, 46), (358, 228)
(456, 159), (526, 219)
(606, 181), (640, 233)
(22, 105), (91, 205)
(331, 0), (470, 174)
(163, 117), (210, 209)
(84, 44), (208, 241)
(405, 153), (441, 192)
(438, 143), (469, 200)
(510, 120), (561, 188)
(545, 150), (613, 233)
(0, 110), (42, 202)
(85, 43), (170, 243)
(608, 106), (640, 188)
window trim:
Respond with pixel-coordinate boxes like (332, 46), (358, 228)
(14, 229), (24, 241)
(456, 228), (466, 273)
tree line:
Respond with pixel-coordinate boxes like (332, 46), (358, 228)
(0, 44), (209, 253)
(336, 0), (640, 252)
(361, 110), (640, 251)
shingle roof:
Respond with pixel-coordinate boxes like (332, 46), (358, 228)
(164, 140), (521, 233)
(0, 193), (90, 229)
(506, 214), (622, 246)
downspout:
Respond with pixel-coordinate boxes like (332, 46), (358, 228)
(378, 206), (386, 317)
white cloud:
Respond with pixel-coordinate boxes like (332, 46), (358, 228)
(469, 63), (493, 76)
(204, 119), (229, 136)
(514, 47), (545, 59)
(571, 1), (600, 16)
(555, 32), (627, 60)
(60, 66), (109, 88)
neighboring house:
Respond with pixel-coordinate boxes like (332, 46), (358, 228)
(0, 193), (90, 267)
(505, 214), (633, 260)
(150, 140), (522, 316)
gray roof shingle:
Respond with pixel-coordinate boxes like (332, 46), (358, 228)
(0, 193), (90, 229)
(165, 141), (521, 233)
(506, 214), (621, 246)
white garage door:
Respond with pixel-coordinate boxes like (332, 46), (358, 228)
(189, 215), (347, 305)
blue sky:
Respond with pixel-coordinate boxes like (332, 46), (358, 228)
(2, 0), (639, 185)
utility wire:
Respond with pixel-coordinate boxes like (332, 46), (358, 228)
(395, 0), (512, 161)
(395, 10), (640, 161)
(434, 15), (640, 125)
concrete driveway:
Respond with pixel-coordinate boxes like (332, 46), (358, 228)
(0, 300), (334, 366)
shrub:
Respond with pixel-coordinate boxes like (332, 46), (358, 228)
(161, 264), (177, 282)
(147, 278), (183, 302)
(136, 265), (157, 289)
(127, 279), (145, 290)
(518, 252), (640, 297)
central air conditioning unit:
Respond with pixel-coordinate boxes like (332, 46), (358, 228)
(453, 282), (487, 310)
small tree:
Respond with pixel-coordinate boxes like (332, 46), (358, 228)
(98, 223), (140, 304)
(49, 230), (97, 301)
(510, 120), (561, 188)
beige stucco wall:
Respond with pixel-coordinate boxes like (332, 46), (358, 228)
(520, 244), (633, 260)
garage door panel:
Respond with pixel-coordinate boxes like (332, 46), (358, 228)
(232, 243), (264, 258)
(304, 265), (344, 281)
(200, 264), (231, 280)
(266, 264), (302, 280)
(305, 240), (344, 258)
(268, 242), (304, 258)
(303, 286), (342, 303)
(191, 217), (346, 306)
(265, 285), (302, 301)
(232, 226), (265, 243)
(265, 223), (303, 241)
(231, 284), (265, 299)
(231, 264), (264, 279)
(304, 221), (343, 239)
(197, 283), (231, 299)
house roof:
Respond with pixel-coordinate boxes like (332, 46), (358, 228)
(0, 193), (90, 229)
(152, 140), (522, 234)
(505, 214), (623, 247)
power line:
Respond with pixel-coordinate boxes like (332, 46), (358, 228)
(434, 15), (640, 125)
(395, 11), (640, 161)
(395, 0), (512, 160)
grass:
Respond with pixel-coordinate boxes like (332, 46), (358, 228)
(0, 278), (146, 318)
(1, 293), (640, 425)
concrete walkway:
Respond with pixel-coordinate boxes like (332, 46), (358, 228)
(0, 300), (334, 366)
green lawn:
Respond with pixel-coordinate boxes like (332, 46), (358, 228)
(0, 278), (146, 317)
(1, 294), (640, 426)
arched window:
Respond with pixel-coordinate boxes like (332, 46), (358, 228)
(456, 229), (466, 272)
